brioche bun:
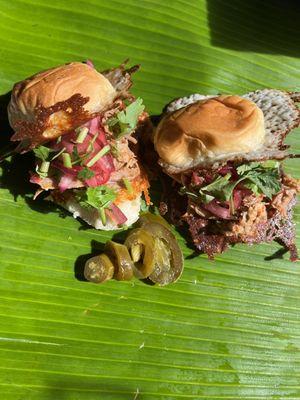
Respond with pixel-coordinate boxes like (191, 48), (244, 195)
(8, 62), (116, 145)
(154, 95), (265, 171)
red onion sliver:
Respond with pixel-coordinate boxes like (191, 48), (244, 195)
(110, 203), (128, 225)
(202, 200), (231, 219)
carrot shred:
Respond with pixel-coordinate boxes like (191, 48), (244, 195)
(115, 172), (151, 205)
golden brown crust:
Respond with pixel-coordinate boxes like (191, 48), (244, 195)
(154, 95), (265, 169)
(8, 62), (116, 147)
(10, 93), (91, 148)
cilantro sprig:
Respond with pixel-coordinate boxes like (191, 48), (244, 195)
(180, 161), (281, 208)
(33, 145), (51, 161)
(78, 186), (117, 210)
(235, 161), (281, 199)
(76, 186), (117, 225)
(108, 98), (145, 139)
(33, 145), (66, 162)
(33, 146), (53, 179)
(33, 145), (67, 178)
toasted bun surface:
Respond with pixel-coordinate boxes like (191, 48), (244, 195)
(8, 62), (116, 145)
(154, 95), (265, 170)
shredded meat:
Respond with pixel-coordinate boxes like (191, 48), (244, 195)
(272, 189), (296, 217)
(109, 138), (141, 183)
(227, 195), (268, 241)
(165, 173), (300, 261)
(282, 174), (300, 191)
(226, 191), (297, 249)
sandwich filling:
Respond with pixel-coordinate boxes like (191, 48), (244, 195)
(30, 98), (150, 227)
(165, 161), (300, 260)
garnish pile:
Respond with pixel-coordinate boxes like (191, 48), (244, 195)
(180, 161), (281, 220)
(30, 98), (149, 226)
(164, 160), (300, 260)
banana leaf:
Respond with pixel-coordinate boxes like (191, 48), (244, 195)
(0, 0), (300, 398)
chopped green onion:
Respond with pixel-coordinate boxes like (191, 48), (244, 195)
(99, 208), (107, 226)
(110, 143), (119, 158)
(56, 136), (62, 144)
(123, 178), (133, 194)
(87, 132), (99, 152)
(62, 153), (72, 168)
(72, 152), (90, 166)
(72, 146), (92, 166)
(87, 145), (110, 167)
(51, 147), (66, 161)
(229, 196), (235, 215)
(36, 162), (50, 179)
(40, 161), (50, 174)
(76, 127), (89, 143)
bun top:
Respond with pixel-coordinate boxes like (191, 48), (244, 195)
(8, 62), (116, 146)
(154, 95), (265, 171)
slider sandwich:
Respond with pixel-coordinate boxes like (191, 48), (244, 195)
(7, 61), (150, 229)
(153, 90), (300, 259)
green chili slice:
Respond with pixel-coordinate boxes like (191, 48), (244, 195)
(124, 228), (156, 279)
(142, 222), (184, 286)
(104, 241), (133, 281)
(137, 213), (172, 230)
(84, 253), (114, 283)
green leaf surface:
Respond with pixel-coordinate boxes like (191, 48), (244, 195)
(108, 98), (145, 138)
(33, 146), (51, 162)
(0, 1), (300, 399)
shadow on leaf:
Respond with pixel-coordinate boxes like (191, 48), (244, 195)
(264, 246), (288, 261)
(74, 239), (107, 281)
(207, 0), (300, 57)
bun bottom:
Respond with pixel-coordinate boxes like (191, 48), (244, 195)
(49, 193), (141, 231)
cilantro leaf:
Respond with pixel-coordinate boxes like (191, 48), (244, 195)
(223, 166), (280, 200)
(140, 199), (150, 212)
(108, 98), (145, 139)
(179, 162), (281, 209)
(201, 174), (230, 193)
(243, 168), (281, 199)
(236, 162), (260, 175)
(179, 186), (198, 199)
(184, 174), (232, 203)
(261, 160), (280, 169)
(79, 186), (117, 211)
(180, 186), (215, 204)
(77, 167), (95, 181)
(33, 145), (67, 163)
(118, 98), (145, 129)
(236, 162), (281, 198)
(33, 146), (51, 161)
(198, 192), (215, 204)
(243, 181), (260, 196)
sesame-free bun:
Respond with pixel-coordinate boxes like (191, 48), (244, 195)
(8, 62), (116, 146)
(154, 95), (265, 171)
